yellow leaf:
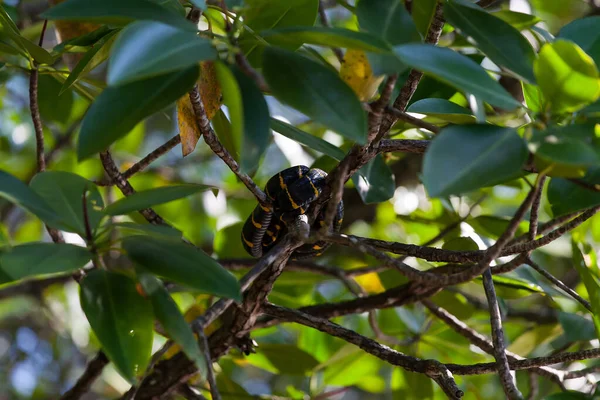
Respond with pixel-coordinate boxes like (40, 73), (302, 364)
(353, 272), (385, 294)
(177, 61), (222, 157)
(339, 49), (384, 101)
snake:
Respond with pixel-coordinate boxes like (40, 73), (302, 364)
(241, 165), (344, 259)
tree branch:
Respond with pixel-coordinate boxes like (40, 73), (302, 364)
(261, 303), (464, 399)
(60, 352), (109, 400)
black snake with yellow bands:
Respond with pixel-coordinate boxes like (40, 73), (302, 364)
(241, 165), (344, 259)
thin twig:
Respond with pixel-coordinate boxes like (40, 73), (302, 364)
(187, 85), (268, 207)
(385, 107), (441, 133)
(29, 19), (64, 243)
(482, 269), (524, 399)
(526, 257), (592, 311)
(99, 151), (166, 225)
(261, 303), (464, 399)
(422, 300), (564, 383)
(194, 318), (220, 400)
(318, 1), (344, 63)
(367, 75), (398, 142)
(378, 1), (445, 138)
(60, 352), (109, 400)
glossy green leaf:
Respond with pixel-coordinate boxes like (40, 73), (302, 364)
(77, 65), (199, 160)
(41, 0), (196, 31)
(232, 67), (271, 173)
(0, 170), (65, 230)
(30, 171), (104, 236)
(108, 21), (217, 86)
(351, 154), (395, 204)
(262, 27), (390, 52)
(263, 47), (367, 144)
(123, 235), (241, 300)
(80, 270), (154, 383)
(356, 0), (421, 45)
(534, 39), (600, 113)
(60, 29), (120, 94)
(38, 75), (74, 126)
(422, 124), (528, 197)
(407, 98), (475, 124)
(547, 169), (600, 216)
(558, 16), (600, 67)
(492, 10), (541, 30)
(530, 124), (600, 177)
(445, 1), (536, 83)
(411, 0), (437, 37)
(270, 118), (345, 161)
(0, 243), (91, 283)
(104, 184), (212, 216)
(241, 0), (318, 65)
(214, 63), (242, 161)
(572, 240), (600, 340)
(114, 222), (183, 238)
(137, 272), (207, 377)
(394, 44), (522, 110)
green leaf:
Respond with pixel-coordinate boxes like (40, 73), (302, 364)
(270, 118), (345, 161)
(263, 47), (367, 144)
(572, 240), (600, 341)
(411, 0), (438, 38)
(30, 171), (104, 236)
(137, 272), (207, 377)
(481, 275), (544, 299)
(407, 98), (475, 124)
(0, 5), (54, 64)
(545, 392), (592, 400)
(422, 124), (528, 197)
(261, 27), (390, 52)
(558, 312), (597, 342)
(394, 44), (521, 110)
(123, 235), (241, 300)
(241, 0), (318, 66)
(114, 222), (183, 238)
(351, 154), (395, 204)
(522, 82), (543, 113)
(530, 124), (600, 177)
(468, 215), (528, 239)
(38, 75), (74, 126)
(534, 39), (600, 113)
(558, 16), (600, 67)
(77, 65), (199, 160)
(104, 184), (212, 216)
(60, 29), (120, 95)
(492, 10), (541, 30)
(80, 270), (154, 383)
(356, 0), (421, 45)
(108, 21), (217, 86)
(258, 344), (319, 375)
(547, 169), (600, 216)
(445, 1), (536, 83)
(0, 171), (67, 230)
(41, 0), (196, 31)
(232, 67), (271, 173)
(442, 237), (479, 251)
(0, 243), (91, 284)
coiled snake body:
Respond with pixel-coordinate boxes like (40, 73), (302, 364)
(241, 165), (344, 259)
